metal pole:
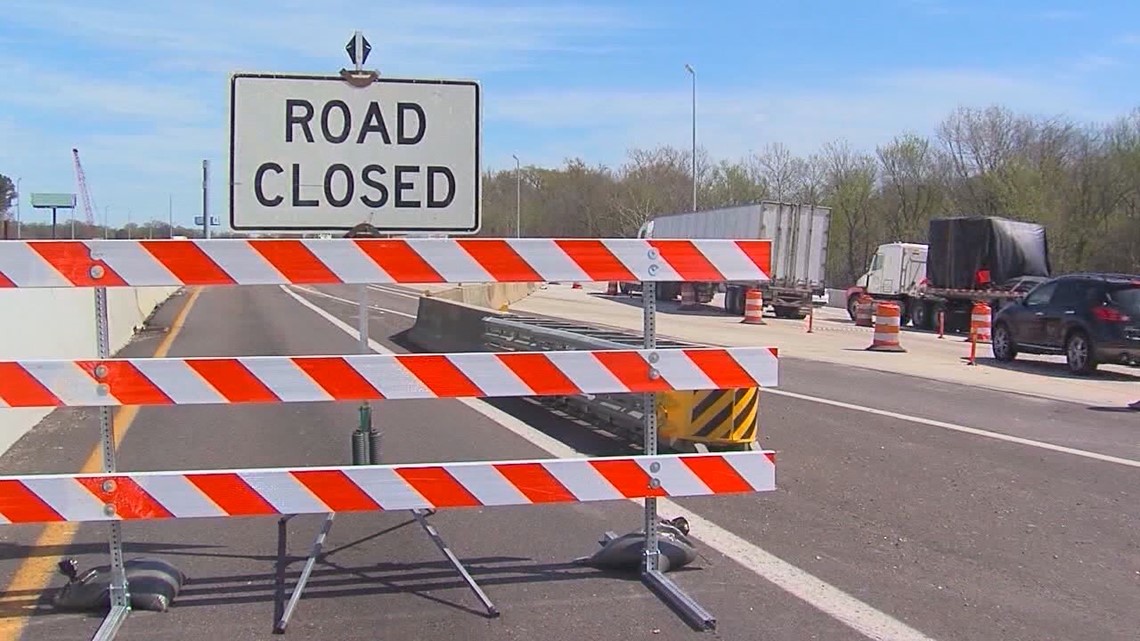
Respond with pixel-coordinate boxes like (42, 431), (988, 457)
(641, 281), (659, 572)
(168, 193), (174, 238)
(202, 160), (210, 239)
(104, 206), (110, 239)
(14, 177), (20, 239)
(512, 154), (521, 238)
(51, 207), (57, 239)
(685, 63), (696, 212)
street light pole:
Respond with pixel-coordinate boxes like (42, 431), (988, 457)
(512, 154), (521, 238)
(14, 177), (21, 239)
(685, 63), (697, 212)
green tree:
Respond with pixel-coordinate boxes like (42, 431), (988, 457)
(0, 174), (15, 220)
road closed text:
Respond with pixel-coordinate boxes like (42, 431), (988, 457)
(229, 76), (479, 231)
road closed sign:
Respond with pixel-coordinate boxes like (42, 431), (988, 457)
(229, 73), (480, 233)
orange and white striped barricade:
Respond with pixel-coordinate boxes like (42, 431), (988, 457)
(854, 294), (875, 327)
(867, 301), (907, 352)
(741, 288), (766, 325)
(0, 235), (776, 635)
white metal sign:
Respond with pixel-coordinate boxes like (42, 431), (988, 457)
(228, 73), (480, 233)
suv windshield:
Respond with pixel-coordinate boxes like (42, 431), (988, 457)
(1107, 284), (1140, 314)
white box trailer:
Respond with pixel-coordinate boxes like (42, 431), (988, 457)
(632, 201), (831, 318)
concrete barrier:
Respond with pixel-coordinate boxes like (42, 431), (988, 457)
(406, 295), (509, 353)
(429, 283), (539, 310)
(0, 286), (179, 454)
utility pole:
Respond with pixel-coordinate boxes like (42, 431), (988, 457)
(14, 177), (21, 239)
(168, 193), (174, 238)
(202, 160), (211, 239)
(512, 154), (521, 237)
(685, 63), (697, 212)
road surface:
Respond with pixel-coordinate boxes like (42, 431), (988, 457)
(0, 283), (1136, 641)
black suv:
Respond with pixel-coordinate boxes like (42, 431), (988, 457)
(991, 273), (1140, 375)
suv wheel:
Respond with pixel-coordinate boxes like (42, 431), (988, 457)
(992, 323), (1017, 362)
(1065, 330), (1098, 375)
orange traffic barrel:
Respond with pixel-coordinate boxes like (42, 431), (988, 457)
(854, 294), (874, 327)
(968, 301), (992, 344)
(741, 288), (766, 325)
(867, 301), (906, 352)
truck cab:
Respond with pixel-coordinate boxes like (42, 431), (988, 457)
(847, 242), (927, 320)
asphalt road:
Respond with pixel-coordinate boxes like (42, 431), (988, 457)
(0, 283), (1136, 641)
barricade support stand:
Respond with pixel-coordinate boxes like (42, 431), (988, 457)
(92, 284), (132, 641)
(272, 254), (498, 634)
(637, 281), (717, 631)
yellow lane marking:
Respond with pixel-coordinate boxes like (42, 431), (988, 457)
(0, 287), (202, 639)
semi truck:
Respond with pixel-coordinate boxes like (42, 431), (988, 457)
(625, 201), (832, 319)
(845, 216), (1052, 332)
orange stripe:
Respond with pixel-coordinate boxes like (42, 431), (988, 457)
(683, 349), (758, 388)
(680, 456), (754, 494)
(28, 242), (128, 287)
(356, 240), (444, 282)
(140, 240), (235, 285)
(593, 351), (673, 392)
(186, 359), (279, 403)
(186, 473), (278, 516)
(493, 463), (575, 503)
(457, 239), (542, 281)
(293, 357), (384, 400)
(249, 239), (340, 284)
(396, 467), (482, 508)
(648, 240), (723, 281)
(590, 459), (666, 498)
(495, 353), (580, 396)
(736, 240), (772, 276)
(0, 362), (62, 407)
(75, 476), (173, 520)
(292, 470), (381, 512)
(0, 481), (64, 523)
(397, 355), (482, 397)
(554, 239), (635, 281)
(75, 361), (173, 405)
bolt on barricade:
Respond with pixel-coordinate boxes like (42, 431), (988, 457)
(0, 234), (779, 636)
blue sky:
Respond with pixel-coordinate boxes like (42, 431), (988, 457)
(2, 0), (1138, 230)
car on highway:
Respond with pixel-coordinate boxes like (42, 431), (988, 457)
(991, 273), (1140, 374)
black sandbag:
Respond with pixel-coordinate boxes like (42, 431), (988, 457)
(53, 557), (188, 613)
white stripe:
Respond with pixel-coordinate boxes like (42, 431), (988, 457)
(343, 355), (434, 398)
(303, 239), (394, 284)
(239, 358), (333, 403)
(541, 460), (624, 501)
(239, 471), (329, 514)
(639, 456), (713, 496)
(692, 240), (769, 281)
(727, 349), (780, 387)
(130, 359), (225, 405)
(0, 394), (9, 408)
(0, 242), (69, 287)
(88, 240), (178, 286)
(543, 351), (627, 394)
(444, 464), (530, 506)
(648, 350), (716, 390)
(22, 478), (113, 522)
(0, 512), (10, 525)
(22, 361), (111, 406)
(723, 452), (777, 491)
(600, 239), (681, 281)
(342, 467), (431, 510)
(367, 284), (420, 300)
(133, 474), (227, 519)
(506, 239), (589, 282)
(298, 282), (940, 641)
(406, 239), (493, 282)
(447, 353), (533, 397)
(196, 241), (284, 284)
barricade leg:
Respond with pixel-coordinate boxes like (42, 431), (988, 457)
(92, 285), (132, 641)
(638, 281), (717, 631)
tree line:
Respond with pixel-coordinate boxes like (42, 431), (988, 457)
(479, 104), (1140, 286)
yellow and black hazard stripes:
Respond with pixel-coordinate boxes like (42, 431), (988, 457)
(689, 387), (760, 444)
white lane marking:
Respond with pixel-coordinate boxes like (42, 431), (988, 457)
(282, 283), (938, 641)
(289, 285), (416, 319)
(763, 388), (1140, 470)
(368, 284), (423, 300)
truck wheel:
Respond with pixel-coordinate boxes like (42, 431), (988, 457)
(846, 296), (859, 321)
(992, 323), (1017, 362)
(910, 302), (930, 330)
(1065, 330), (1098, 375)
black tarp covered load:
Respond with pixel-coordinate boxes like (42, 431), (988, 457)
(926, 216), (1051, 289)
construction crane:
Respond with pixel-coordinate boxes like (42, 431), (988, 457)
(72, 148), (97, 234)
